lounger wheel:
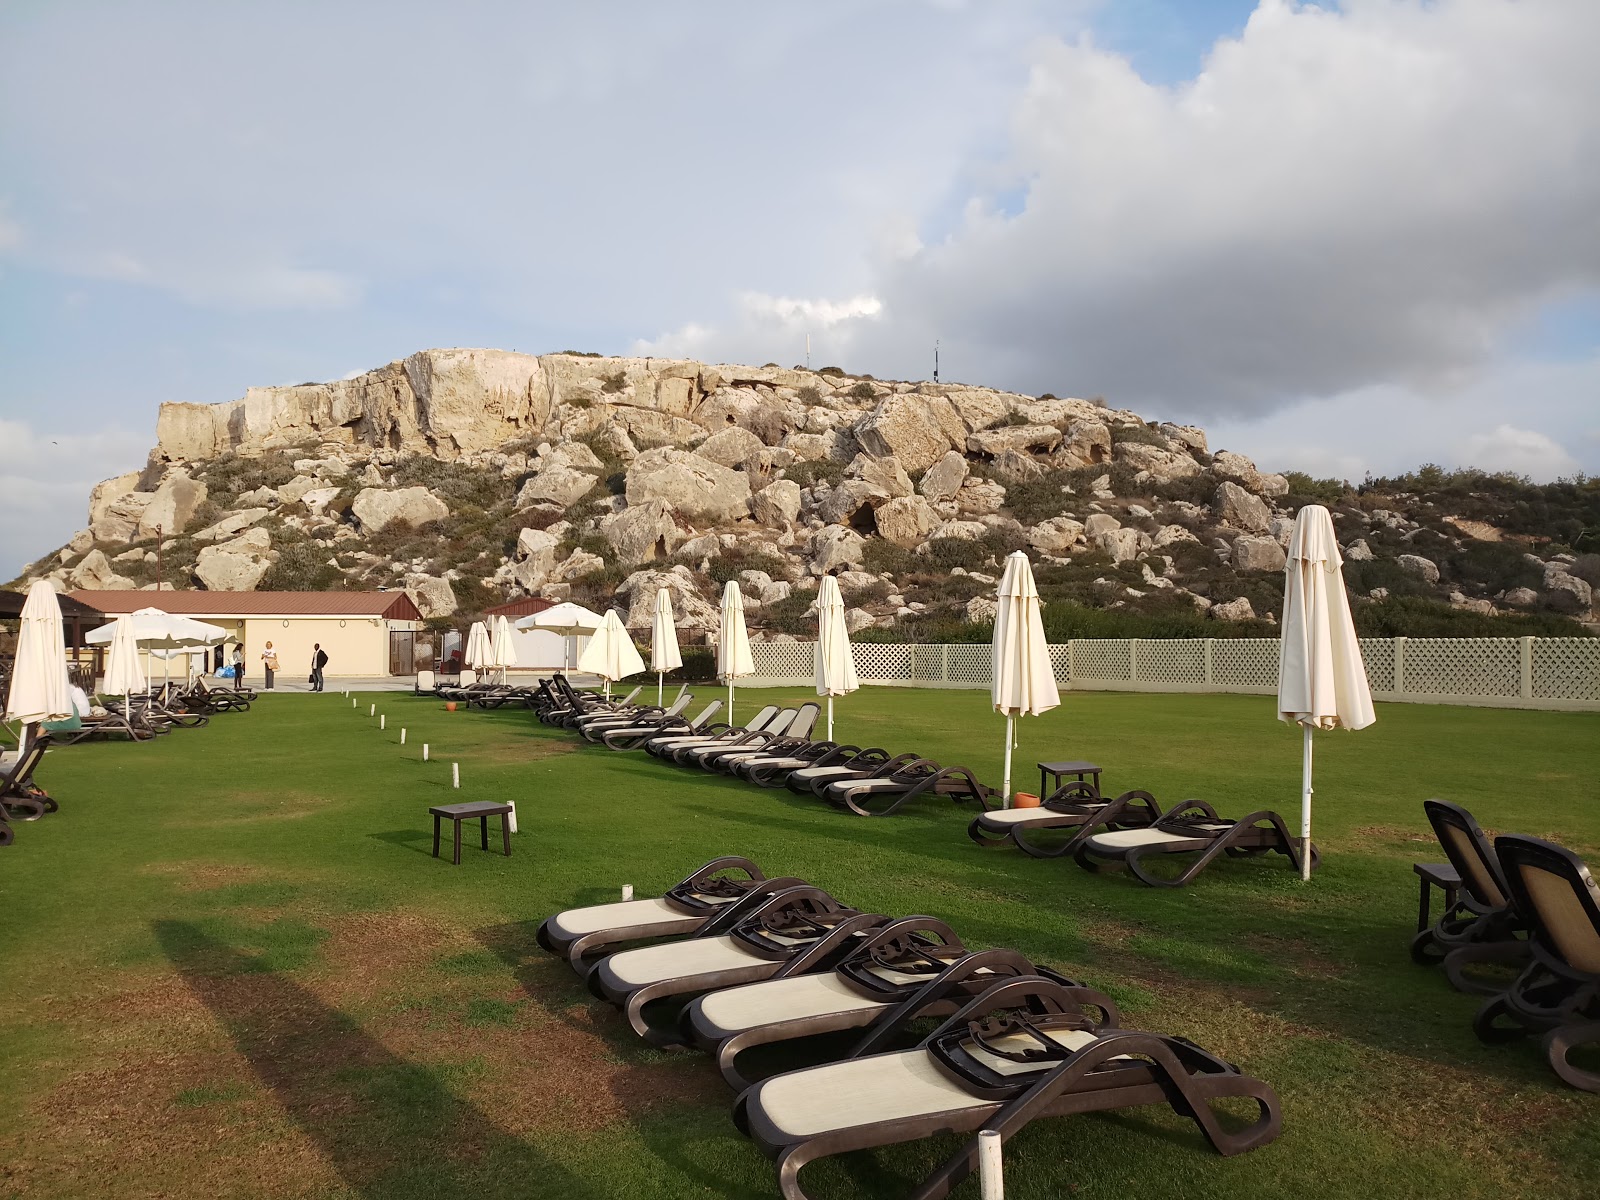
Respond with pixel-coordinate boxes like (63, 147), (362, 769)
(1545, 1023), (1600, 1093)
(1409, 928), (1445, 966)
(1471, 995), (1530, 1044)
(534, 918), (557, 954)
(0, 822), (12, 846)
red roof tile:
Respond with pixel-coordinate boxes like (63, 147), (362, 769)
(482, 596), (556, 619)
(68, 590), (424, 621)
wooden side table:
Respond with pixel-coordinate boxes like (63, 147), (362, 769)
(1412, 861), (1461, 932)
(429, 801), (513, 865)
(1037, 760), (1103, 801)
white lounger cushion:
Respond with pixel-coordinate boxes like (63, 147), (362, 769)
(790, 765), (861, 784)
(830, 778), (909, 796)
(754, 1029), (1102, 1138)
(1088, 823), (1230, 851)
(977, 807), (1095, 827)
(601, 934), (765, 986)
(698, 973), (888, 1031)
(549, 898), (692, 938)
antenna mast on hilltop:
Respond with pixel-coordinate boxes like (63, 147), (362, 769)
(933, 339), (940, 383)
(805, 333), (811, 370)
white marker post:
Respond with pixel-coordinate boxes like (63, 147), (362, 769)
(451, 762), (460, 789)
(379, 714), (385, 730)
(507, 801), (518, 834)
(400, 728), (407, 745)
(352, 698), (357, 709)
(978, 1130), (1003, 1199)
(423, 744), (430, 761)
(369, 703), (375, 717)
(622, 884), (634, 901)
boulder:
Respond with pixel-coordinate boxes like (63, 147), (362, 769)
(625, 448), (752, 524)
(758, 580), (793, 605)
(852, 394), (967, 475)
(844, 607), (877, 634)
(90, 491), (155, 544)
(277, 475), (322, 504)
(818, 479), (890, 527)
(1112, 442), (1200, 480)
(966, 424), (1062, 456)
(1156, 423), (1208, 455)
(1055, 419), (1112, 468)
(847, 453), (913, 499)
(193, 508), (270, 544)
(1151, 524), (1198, 549)
(1397, 554), (1440, 585)
(1214, 481), (1272, 534)
(618, 568), (721, 632)
(954, 478), (1006, 516)
(405, 575), (458, 619)
(1092, 527), (1147, 564)
(237, 485), (281, 508)
(1083, 513), (1121, 538)
(301, 487), (347, 516)
(696, 426), (767, 469)
(87, 471), (143, 530)
(991, 449), (1043, 482)
(1344, 538), (1375, 562)
(544, 442), (605, 474)
(194, 528), (275, 591)
(1502, 586), (1539, 607)
(928, 520), (989, 542)
(596, 422), (639, 462)
(514, 527), (560, 585)
(810, 525), (867, 574)
(552, 549), (605, 582)
(601, 499), (681, 565)
(1543, 568), (1593, 614)
(1210, 596), (1256, 621)
(781, 431), (850, 463)
(67, 529), (95, 555)
(943, 388), (1014, 432)
(965, 596), (999, 624)
(1213, 450), (1289, 497)
(1027, 516), (1085, 553)
(1233, 534), (1288, 572)
(351, 486), (450, 533)
(875, 495), (938, 549)
(516, 465), (600, 508)
(917, 451), (969, 503)
(67, 549), (129, 590)
(752, 479), (803, 528)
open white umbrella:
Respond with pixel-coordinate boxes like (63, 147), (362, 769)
(5, 581), (73, 750)
(463, 621), (492, 671)
(814, 575), (859, 742)
(718, 581), (755, 727)
(650, 588), (682, 707)
(991, 551), (1060, 806)
(578, 609), (646, 697)
(1278, 504), (1376, 881)
(102, 616), (147, 698)
(489, 616), (519, 682)
(518, 602), (605, 672)
(84, 607), (226, 650)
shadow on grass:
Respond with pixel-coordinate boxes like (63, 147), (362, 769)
(369, 829), (437, 857)
(154, 920), (601, 1200)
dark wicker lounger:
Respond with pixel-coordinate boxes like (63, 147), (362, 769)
(586, 886), (885, 1046)
(603, 700), (724, 751)
(1411, 799), (1528, 991)
(0, 737), (55, 822)
(536, 855), (798, 970)
(684, 918), (1102, 1088)
(1471, 833), (1600, 1092)
(822, 757), (999, 818)
(787, 749), (923, 798)
(968, 785), (1163, 857)
(736, 743), (887, 789)
(1074, 801), (1314, 886)
(689, 704), (821, 771)
(733, 973), (1283, 1200)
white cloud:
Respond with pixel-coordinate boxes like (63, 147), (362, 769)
(1458, 425), (1582, 480)
(0, 419), (151, 580)
(635, 292), (883, 367)
(0, 205), (20, 252)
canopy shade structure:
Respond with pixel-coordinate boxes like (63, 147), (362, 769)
(1278, 504), (1376, 881)
(650, 588), (682, 706)
(717, 582), (754, 727)
(463, 621), (492, 671)
(814, 574), (859, 742)
(517, 601), (604, 673)
(4, 580), (73, 731)
(991, 551), (1060, 805)
(83, 607), (226, 650)
(578, 609), (646, 695)
(102, 616), (148, 698)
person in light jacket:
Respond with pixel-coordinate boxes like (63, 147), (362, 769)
(261, 641), (279, 690)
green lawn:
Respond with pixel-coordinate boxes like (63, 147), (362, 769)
(1, 687), (1596, 1199)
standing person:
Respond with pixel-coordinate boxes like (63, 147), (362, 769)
(311, 643), (329, 692)
(231, 643), (245, 691)
(261, 640), (279, 690)
(212, 642), (224, 676)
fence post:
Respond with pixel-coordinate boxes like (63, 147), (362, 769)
(1204, 639), (1214, 688)
(1393, 637), (1407, 697)
(1128, 639), (1139, 685)
(1519, 637), (1534, 701)
(942, 644), (950, 685)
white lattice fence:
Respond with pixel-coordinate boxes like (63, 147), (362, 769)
(1048, 644), (1073, 684)
(946, 644), (993, 686)
(1071, 640), (1131, 683)
(749, 641), (814, 681)
(852, 643), (912, 681)
(1402, 638), (1520, 699)
(1359, 638), (1397, 694)
(1135, 639), (1207, 686)
(1211, 640), (1281, 691)
(1531, 638), (1600, 701)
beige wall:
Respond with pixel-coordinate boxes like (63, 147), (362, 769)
(239, 617), (391, 681)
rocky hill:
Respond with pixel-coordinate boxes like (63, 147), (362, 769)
(15, 349), (1599, 640)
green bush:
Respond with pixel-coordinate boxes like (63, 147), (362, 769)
(707, 550), (788, 587)
(1282, 472), (1351, 507)
(259, 542), (347, 592)
(849, 381), (877, 401)
(391, 455), (509, 511)
(1354, 596), (1589, 638)
(917, 538), (992, 572)
(1441, 541), (1543, 594)
(783, 460), (848, 490)
(760, 586), (820, 635)
(816, 366), (846, 378)
(796, 385), (823, 405)
(862, 539), (915, 576)
(1108, 423), (1168, 448)
(600, 370), (626, 394)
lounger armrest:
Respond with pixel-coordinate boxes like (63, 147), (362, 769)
(771, 911), (890, 975)
(847, 948), (1047, 1059)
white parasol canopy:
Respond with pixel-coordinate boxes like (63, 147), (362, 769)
(102, 616), (148, 698)
(717, 581), (755, 727)
(1278, 504), (1376, 880)
(578, 609), (646, 695)
(5, 581), (74, 735)
(488, 616), (519, 680)
(650, 588), (682, 706)
(991, 551), (1060, 805)
(814, 575), (859, 742)
(463, 621), (492, 670)
(84, 606), (226, 650)
(517, 601), (604, 672)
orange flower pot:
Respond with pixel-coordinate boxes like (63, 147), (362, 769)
(1012, 792), (1041, 809)
(445, 702), (457, 712)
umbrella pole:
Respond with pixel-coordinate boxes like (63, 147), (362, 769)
(1300, 724), (1314, 882)
(658, 672), (663, 707)
(728, 681), (734, 728)
(827, 695), (834, 743)
(1002, 715), (1014, 808)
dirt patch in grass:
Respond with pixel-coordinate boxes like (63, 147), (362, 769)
(184, 790), (338, 826)
(137, 861), (273, 890)
(1239, 931), (1346, 980)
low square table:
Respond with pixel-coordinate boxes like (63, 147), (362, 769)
(1412, 861), (1462, 932)
(429, 801), (513, 865)
(1036, 760), (1102, 800)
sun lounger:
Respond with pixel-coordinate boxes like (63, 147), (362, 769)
(684, 919), (1103, 1088)
(822, 757), (998, 817)
(643, 704), (782, 759)
(787, 749), (923, 797)
(586, 886), (885, 1045)
(668, 707), (802, 765)
(735, 743), (887, 789)
(536, 856), (800, 969)
(688, 704), (821, 770)
(1469, 834), (1600, 1092)
(968, 785), (1163, 857)
(732, 972), (1283, 1199)
(0, 736), (55, 821)
(1411, 800), (1529, 992)
(1074, 801), (1314, 886)
(577, 692), (692, 741)
(51, 704), (157, 744)
(602, 700), (724, 751)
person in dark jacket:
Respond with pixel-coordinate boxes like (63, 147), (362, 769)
(311, 644), (329, 692)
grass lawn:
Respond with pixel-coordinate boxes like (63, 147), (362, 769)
(1, 686), (1597, 1199)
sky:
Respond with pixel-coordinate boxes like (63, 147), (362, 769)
(2, 0), (1597, 578)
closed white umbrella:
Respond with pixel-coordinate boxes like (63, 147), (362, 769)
(578, 609), (646, 697)
(5, 581), (73, 750)
(519, 602), (605, 672)
(463, 621), (492, 671)
(991, 551), (1060, 806)
(814, 575), (859, 742)
(718, 581), (755, 727)
(489, 616), (519, 682)
(1278, 504), (1376, 881)
(650, 588), (682, 707)
(102, 616), (147, 698)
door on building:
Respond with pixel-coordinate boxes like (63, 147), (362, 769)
(389, 630), (415, 676)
